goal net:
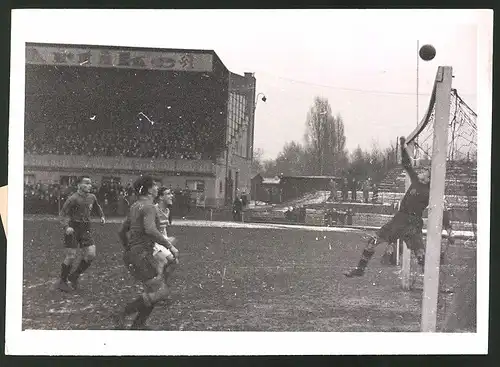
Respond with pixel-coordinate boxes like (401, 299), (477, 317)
(398, 66), (477, 332)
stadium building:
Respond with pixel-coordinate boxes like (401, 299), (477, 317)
(24, 43), (257, 208)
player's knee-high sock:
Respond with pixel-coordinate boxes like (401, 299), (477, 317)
(123, 295), (149, 316)
(70, 259), (92, 278)
(60, 263), (72, 282)
(355, 236), (378, 270)
(131, 304), (155, 329)
(357, 248), (375, 270)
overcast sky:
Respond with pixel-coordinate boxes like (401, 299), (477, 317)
(15, 9), (482, 160)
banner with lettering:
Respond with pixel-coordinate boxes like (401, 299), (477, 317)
(26, 45), (213, 72)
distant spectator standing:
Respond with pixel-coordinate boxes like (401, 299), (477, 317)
(183, 185), (191, 216)
(342, 177), (349, 202)
(232, 196), (243, 222)
(372, 183), (379, 203)
(327, 179), (337, 201)
(362, 179), (371, 203)
(241, 193), (248, 207)
(350, 177), (358, 202)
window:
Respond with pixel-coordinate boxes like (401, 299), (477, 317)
(186, 180), (205, 192)
(60, 175), (78, 186)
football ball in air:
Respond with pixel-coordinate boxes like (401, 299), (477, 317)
(419, 44), (436, 61)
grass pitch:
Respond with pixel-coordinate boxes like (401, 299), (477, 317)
(22, 217), (476, 332)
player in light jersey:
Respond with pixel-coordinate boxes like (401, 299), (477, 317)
(153, 187), (179, 281)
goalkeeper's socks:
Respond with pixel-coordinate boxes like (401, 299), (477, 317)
(60, 263), (72, 282)
(358, 249), (375, 270)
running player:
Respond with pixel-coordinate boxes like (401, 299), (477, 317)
(345, 136), (430, 277)
(114, 176), (179, 330)
(57, 176), (105, 292)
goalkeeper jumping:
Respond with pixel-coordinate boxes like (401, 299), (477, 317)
(345, 136), (430, 277)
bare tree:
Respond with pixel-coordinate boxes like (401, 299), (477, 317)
(259, 141), (307, 177)
(304, 97), (347, 176)
(251, 148), (265, 176)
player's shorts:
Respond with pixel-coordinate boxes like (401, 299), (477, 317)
(153, 243), (174, 267)
(123, 245), (158, 282)
(377, 211), (424, 250)
(64, 221), (94, 249)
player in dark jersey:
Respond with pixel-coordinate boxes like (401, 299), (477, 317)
(345, 137), (430, 277)
(113, 175), (179, 330)
(56, 176), (105, 292)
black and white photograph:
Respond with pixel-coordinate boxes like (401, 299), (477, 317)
(6, 9), (492, 355)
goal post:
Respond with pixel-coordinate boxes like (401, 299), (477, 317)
(420, 66), (453, 332)
(399, 65), (440, 291)
(394, 64), (477, 332)
(399, 66), (454, 331)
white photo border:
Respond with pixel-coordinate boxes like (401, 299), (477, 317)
(6, 9), (492, 356)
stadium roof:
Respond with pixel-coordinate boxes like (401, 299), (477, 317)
(26, 42), (230, 73)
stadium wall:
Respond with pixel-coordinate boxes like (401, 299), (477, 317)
(218, 72), (256, 205)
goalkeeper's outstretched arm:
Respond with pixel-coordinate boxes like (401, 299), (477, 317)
(400, 137), (419, 184)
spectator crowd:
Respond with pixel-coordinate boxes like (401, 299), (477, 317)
(24, 114), (221, 160)
(24, 181), (194, 218)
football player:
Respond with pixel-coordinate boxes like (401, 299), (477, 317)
(153, 186), (179, 281)
(57, 176), (105, 292)
(345, 137), (430, 277)
(114, 175), (179, 330)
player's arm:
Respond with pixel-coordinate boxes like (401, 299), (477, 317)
(118, 216), (131, 250)
(92, 194), (106, 223)
(143, 205), (175, 250)
(59, 195), (75, 230)
(400, 137), (419, 184)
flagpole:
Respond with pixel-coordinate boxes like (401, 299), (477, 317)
(416, 40), (420, 155)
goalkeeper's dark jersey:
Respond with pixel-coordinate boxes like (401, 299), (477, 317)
(398, 147), (430, 217)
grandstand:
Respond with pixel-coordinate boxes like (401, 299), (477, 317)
(24, 43), (257, 208)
